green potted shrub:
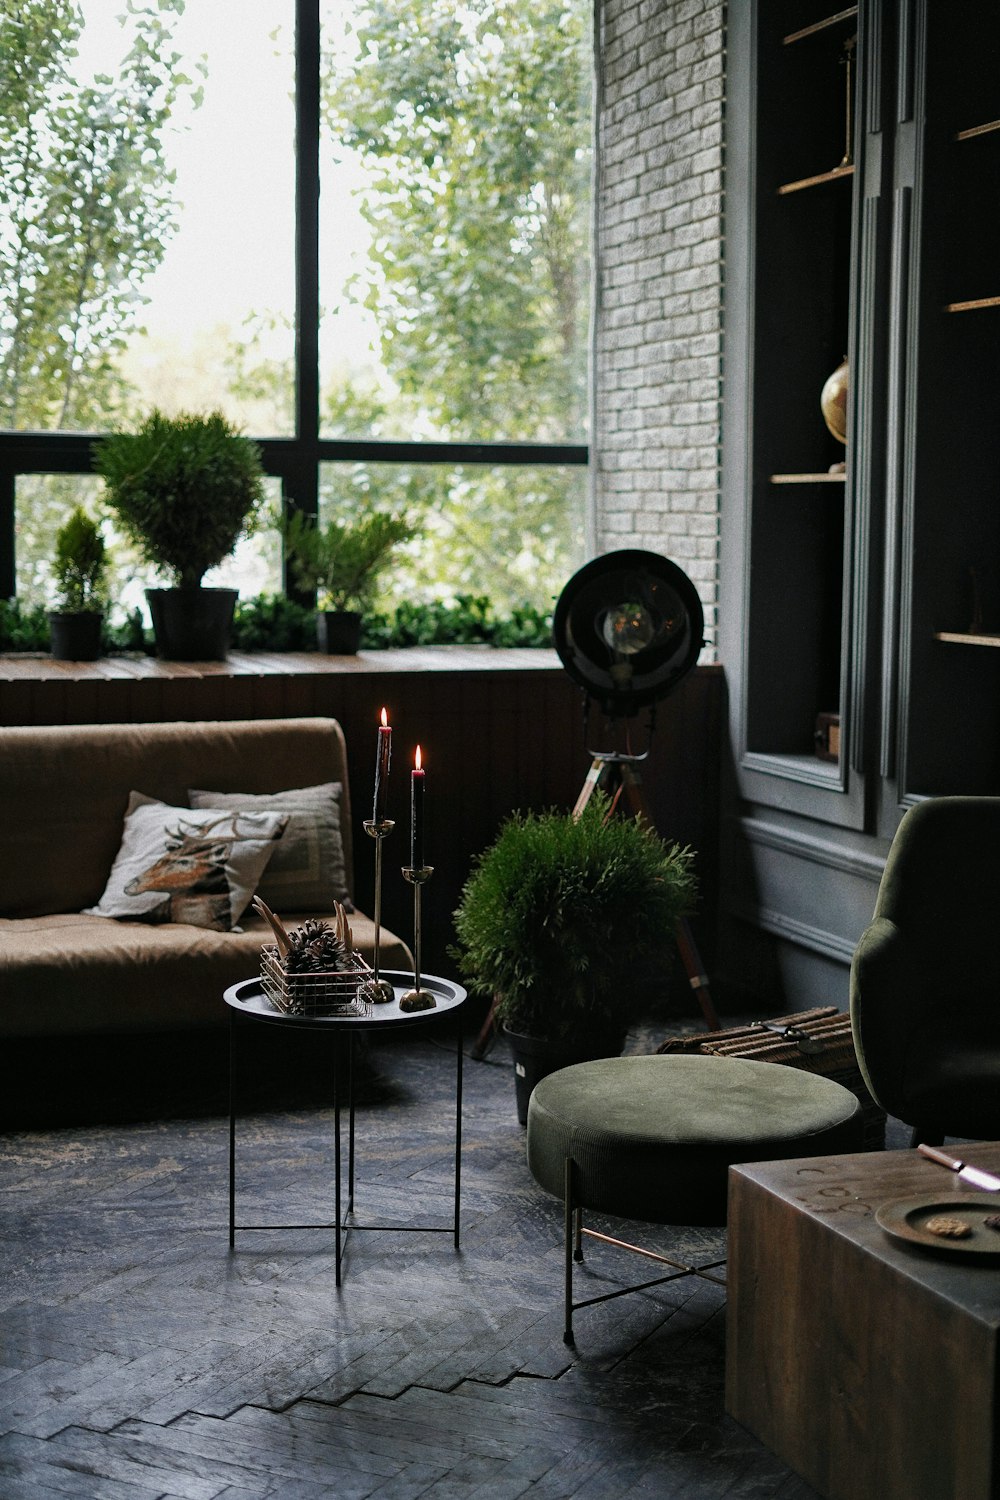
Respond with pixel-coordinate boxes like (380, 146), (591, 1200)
(451, 796), (697, 1123)
(93, 409), (266, 660)
(47, 506), (109, 661)
(283, 508), (415, 654)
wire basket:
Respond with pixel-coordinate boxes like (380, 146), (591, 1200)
(260, 944), (375, 1018)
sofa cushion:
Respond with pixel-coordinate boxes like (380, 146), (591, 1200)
(0, 910), (414, 1037)
(83, 794), (288, 930)
(188, 782), (351, 913)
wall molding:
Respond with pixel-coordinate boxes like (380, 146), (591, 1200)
(735, 815), (888, 883)
(729, 898), (860, 965)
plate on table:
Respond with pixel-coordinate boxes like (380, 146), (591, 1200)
(876, 1193), (1000, 1255)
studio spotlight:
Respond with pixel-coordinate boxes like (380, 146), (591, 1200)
(552, 549), (704, 720)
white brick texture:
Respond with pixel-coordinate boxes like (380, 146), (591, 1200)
(592, 0), (724, 655)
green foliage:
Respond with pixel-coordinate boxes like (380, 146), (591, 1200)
(51, 507), (108, 613)
(94, 409), (267, 590)
(0, 0), (200, 431)
(319, 0), (592, 608)
(326, 0), (591, 443)
(230, 593), (316, 652)
(103, 608), (151, 655)
(284, 508), (416, 612)
(0, 597), (50, 651)
(361, 595), (552, 648)
(450, 797), (697, 1041)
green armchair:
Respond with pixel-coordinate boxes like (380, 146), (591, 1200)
(850, 796), (1000, 1147)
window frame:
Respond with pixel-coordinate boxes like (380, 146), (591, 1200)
(0, 0), (588, 603)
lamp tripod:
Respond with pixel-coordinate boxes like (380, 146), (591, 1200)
(572, 748), (720, 1034)
(470, 549), (720, 1060)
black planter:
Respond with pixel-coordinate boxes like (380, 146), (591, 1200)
(48, 611), (103, 662)
(504, 1026), (626, 1126)
(316, 609), (362, 655)
(145, 587), (237, 661)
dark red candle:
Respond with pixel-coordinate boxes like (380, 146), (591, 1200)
(410, 745), (425, 868)
(373, 707), (392, 822)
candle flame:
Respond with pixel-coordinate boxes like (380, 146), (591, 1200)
(415, 745), (422, 771)
(380, 706), (388, 727)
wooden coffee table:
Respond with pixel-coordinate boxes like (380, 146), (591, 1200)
(726, 1142), (1000, 1500)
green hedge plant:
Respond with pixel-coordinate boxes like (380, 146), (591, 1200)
(93, 409), (266, 590)
(451, 796), (697, 1043)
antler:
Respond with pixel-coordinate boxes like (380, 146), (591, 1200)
(252, 895), (291, 955)
(334, 900), (354, 955)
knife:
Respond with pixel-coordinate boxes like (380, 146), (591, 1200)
(917, 1143), (1000, 1192)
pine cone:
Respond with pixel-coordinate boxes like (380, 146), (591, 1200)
(283, 918), (348, 974)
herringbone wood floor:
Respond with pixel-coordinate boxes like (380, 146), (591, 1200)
(0, 1017), (833, 1498)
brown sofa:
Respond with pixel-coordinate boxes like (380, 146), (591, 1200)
(0, 717), (412, 1040)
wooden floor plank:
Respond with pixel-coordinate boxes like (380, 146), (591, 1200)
(0, 1022), (841, 1497)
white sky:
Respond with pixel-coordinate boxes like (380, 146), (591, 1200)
(75, 3), (377, 403)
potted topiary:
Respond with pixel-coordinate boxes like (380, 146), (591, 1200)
(47, 506), (109, 661)
(93, 409), (266, 660)
(283, 508), (415, 654)
(451, 796), (697, 1123)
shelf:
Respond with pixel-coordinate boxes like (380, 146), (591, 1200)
(955, 119), (1000, 141)
(783, 7), (858, 45)
(770, 472), (846, 485)
(777, 164), (855, 196)
(934, 632), (1000, 648)
(945, 296), (1000, 313)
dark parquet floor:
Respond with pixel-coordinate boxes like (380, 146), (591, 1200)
(0, 1012), (863, 1499)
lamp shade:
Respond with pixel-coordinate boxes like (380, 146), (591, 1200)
(552, 550), (704, 716)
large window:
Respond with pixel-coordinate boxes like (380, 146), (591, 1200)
(0, 0), (591, 621)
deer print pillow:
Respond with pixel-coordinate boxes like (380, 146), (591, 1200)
(83, 793), (289, 931)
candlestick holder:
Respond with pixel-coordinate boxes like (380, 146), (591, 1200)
(400, 864), (435, 1010)
(361, 818), (397, 1003)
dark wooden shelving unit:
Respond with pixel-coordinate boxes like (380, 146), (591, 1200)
(720, 1), (1000, 1010)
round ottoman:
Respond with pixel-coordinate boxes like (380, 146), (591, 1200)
(526, 1053), (863, 1342)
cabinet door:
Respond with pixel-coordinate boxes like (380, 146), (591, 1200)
(721, 0), (892, 830)
(893, 2), (1000, 802)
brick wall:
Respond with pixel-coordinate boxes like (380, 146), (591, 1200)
(592, 0), (725, 654)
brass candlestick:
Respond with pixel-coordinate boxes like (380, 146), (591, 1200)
(361, 818), (396, 1003)
(400, 864), (435, 1011)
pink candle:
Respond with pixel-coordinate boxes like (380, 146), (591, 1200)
(410, 745), (425, 869)
(373, 707), (392, 822)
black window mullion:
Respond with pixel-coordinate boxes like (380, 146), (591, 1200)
(295, 0), (321, 488)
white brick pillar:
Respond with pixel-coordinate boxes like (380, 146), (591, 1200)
(591, 0), (724, 655)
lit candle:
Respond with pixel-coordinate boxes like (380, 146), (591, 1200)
(372, 707), (392, 822)
(410, 745), (425, 869)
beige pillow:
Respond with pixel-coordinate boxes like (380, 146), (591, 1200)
(188, 781), (351, 913)
(83, 793), (288, 931)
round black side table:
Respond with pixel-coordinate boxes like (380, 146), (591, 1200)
(224, 971), (467, 1285)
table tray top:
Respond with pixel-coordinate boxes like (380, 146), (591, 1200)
(224, 970), (466, 1029)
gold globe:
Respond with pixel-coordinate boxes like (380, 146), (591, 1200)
(820, 357), (849, 444)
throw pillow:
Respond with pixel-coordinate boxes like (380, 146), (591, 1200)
(84, 793), (289, 931)
(188, 781), (352, 912)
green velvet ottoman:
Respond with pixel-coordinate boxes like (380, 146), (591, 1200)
(526, 1053), (863, 1343)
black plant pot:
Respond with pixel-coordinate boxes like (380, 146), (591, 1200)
(48, 611), (103, 662)
(146, 588), (237, 662)
(316, 609), (362, 655)
(504, 1025), (626, 1127)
